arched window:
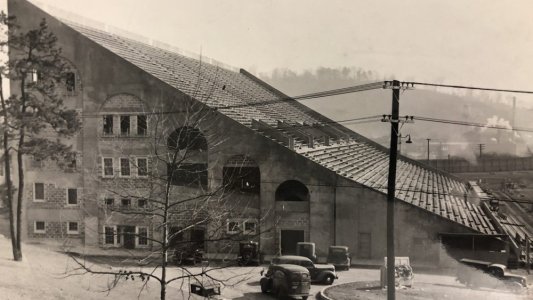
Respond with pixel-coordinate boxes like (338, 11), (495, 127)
(222, 155), (260, 193)
(167, 127), (207, 151)
(167, 127), (208, 186)
(99, 94), (147, 137)
(275, 180), (309, 202)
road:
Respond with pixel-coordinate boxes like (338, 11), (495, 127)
(162, 266), (531, 300)
(208, 267), (380, 299)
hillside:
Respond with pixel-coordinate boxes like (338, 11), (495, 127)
(260, 67), (533, 159)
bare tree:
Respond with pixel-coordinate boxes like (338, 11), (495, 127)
(69, 69), (273, 300)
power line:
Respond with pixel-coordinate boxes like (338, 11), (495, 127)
(409, 81), (533, 95)
(79, 81), (385, 118)
(414, 115), (533, 133)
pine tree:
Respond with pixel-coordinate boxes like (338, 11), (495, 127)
(0, 13), (81, 261)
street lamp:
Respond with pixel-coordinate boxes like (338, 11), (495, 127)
(398, 134), (412, 154)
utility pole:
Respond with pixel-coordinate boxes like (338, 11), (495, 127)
(386, 80), (400, 300)
(426, 138), (431, 165)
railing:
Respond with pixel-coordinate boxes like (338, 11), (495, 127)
(251, 119), (294, 149)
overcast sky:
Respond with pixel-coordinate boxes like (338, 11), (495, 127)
(7, 0), (533, 104)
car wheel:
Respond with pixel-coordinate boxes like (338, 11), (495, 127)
(276, 287), (286, 300)
(260, 279), (269, 293)
(324, 274), (335, 285)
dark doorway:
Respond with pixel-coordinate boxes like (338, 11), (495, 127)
(280, 230), (304, 255)
(119, 226), (136, 249)
(191, 228), (205, 251)
(275, 180), (309, 201)
(358, 232), (371, 259)
(169, 226), (183, 249)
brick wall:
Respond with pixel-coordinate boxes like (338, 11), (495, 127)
(28, 220), (84, 239)
(27, 182), (82, 209)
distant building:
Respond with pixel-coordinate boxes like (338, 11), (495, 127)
(9, 0), (505, 265)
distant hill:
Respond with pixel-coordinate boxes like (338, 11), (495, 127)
(260, 67), (533, 159)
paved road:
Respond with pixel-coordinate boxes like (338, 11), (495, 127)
(164, 265), (531, 299)
(199, 267), (381, 299)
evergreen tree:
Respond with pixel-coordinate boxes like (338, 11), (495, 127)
(0, 13), (81, 261)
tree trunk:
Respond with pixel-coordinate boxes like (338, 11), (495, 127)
(160, 281), (166, 300)
(1, 76), (21, 261)
(2, 113), (19, 261)
(15, 132), (24, 261)
(15, 77), (28, 261)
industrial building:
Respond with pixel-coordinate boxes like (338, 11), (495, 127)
(9, 0), (507, 266)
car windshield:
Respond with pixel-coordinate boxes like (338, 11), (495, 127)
(330, 249), (346, 257)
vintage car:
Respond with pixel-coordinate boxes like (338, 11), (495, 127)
(327, 246), (351, 270)
(272, 255), (337, 285)
(296, 242), (317, 263)
(260, 264), (310, 300)
(456, 258), (527, 290)
(172, 245), (203, 266)
(237, 241), (261, 266)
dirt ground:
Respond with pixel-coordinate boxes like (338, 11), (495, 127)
(324, 280), (531, 300)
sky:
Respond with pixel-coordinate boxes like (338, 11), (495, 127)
(3, 0), (533, 105)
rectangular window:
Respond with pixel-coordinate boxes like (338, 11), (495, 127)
(121, 198), (131, 208)
(67, 222), (79, 234)
(104, 226), (115, 245)
(244, 220), (257, 235)
(103, 158), (114, 177)
(67, 188), (78, 205)
(227, 220), (240, 234)
(34, 221), (46, 233)
(137, 115), (147, 136)
(105, 198), (114, 208)
(137, 158), (148, 177)
(137, 227), (148, 246)
(120, 158), (131, 177)
(30, 69), (39, 82)
(67, 153), (77, 170)
(120, 115), (130, 136)
(34, 183), (45, 201)
(137, 199), (147, 208)
(65, 72), (76, 92)
(103, 115), (113, 135)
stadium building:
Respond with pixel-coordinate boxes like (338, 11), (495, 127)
(9, 0), (507, 266)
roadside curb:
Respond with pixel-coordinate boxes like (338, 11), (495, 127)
(317, 286), (335, 300)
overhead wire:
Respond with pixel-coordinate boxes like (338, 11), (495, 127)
(408, 81), (533, 95)
(413, 116), (533, 133)
(80, 81), (385, 119)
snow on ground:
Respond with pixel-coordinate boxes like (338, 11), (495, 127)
(0, 234), (261, 300)
(0, 234), (167, 299)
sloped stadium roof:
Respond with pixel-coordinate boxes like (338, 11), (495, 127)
(56, 19), (495, 234)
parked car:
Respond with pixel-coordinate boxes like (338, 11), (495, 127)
(260, 264), (310, 300)
(296, 242), (317, 262)
(272, 255), (337, 285)
(173, 245), (203, 266)
(327, 246), (351, 270)
(237, 241), (261, 266)
(456, 258), (527, 290)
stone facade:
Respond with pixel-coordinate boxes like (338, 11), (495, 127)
(9, 0), (499, 267)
